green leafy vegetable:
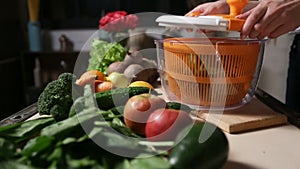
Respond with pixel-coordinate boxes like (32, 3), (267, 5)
(21, 135), (55, 157)
(88, 39), (127, 74)
(72, 85), (96, 116)
(0, 160), (33, 169)
(116, 155), (171, 169)
(0, 81), (186, 169)
(0, 138), (16, 159)
(0, 117), (55, 143)
(124, 155), (171, 169)
(40, 107), (100, 140)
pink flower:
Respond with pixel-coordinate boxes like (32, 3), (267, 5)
(99, 11), (138, 32)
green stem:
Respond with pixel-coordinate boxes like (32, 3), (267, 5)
(94, 121), (110, 126)
(138, 141), (174, 147)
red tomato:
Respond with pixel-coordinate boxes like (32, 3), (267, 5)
(145, 108), (193, 142)
(123, 93), (167, 135)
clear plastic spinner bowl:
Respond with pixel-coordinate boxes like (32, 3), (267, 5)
(156, 37), (266, 110)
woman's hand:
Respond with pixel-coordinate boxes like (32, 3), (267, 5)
(237, 0), (300, 39)
(185, 0), (230, 16)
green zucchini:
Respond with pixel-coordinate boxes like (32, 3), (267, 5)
(68, 104), (76, 117)
(169, 122), (229, 169)
(95, 87), (157, 110)
(166, 102), (193, 113)
(108, 105), (125, 115)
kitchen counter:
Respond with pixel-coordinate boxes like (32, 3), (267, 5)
(223, 124), (300, 169)
(209, 88), (300, 169)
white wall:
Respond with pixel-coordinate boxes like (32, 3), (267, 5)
(44, 29), (98, 51)
(258, 33), (295, 103)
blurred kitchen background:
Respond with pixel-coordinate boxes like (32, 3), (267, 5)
(0, 0), (295, 120)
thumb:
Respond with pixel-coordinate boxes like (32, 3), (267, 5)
(185, 10), (202, 17)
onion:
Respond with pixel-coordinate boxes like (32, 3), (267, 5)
(107, 61), (126, 75)
(141, 58), (157, 69)
(123, 64), (144, 79)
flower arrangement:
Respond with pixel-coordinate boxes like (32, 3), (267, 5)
(88, 11), (138, 74)
(99, 11), (138, 32)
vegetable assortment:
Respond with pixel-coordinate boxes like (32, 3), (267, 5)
(108, 51), (159, 84)
(88, 39), (159, 87)
(0, 85), (170, 168)
(0, 70), (230, 169)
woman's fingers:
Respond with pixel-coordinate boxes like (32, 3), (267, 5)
(238, 0), (300, 39)
(185, 9), (203, 16)
(185, 1), (229, 16)
(186, 0), (300, 39)
(239, 6), (268, 39)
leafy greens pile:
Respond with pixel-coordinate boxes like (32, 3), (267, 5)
(88, 39), (127, 75)
(0, 86), (171, 169)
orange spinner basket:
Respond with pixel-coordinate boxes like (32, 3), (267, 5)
(162, 38), (263, 107)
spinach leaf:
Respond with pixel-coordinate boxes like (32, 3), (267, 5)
(0, 117), (55, 143)
(117, 155), (171, 169)
(41, 107), (100, 139)
(0, 160), (34, 169)
(21, 135), (55, 157)
(66, 155), (99, 168)
(0, 137), (16, 159)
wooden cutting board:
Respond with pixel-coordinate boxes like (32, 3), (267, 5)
(190, 98), (288, 134)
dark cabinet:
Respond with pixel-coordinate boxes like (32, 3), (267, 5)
(20, 51), (80, 105)
(39, 0), (190, 29)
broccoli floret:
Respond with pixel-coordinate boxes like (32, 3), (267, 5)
(58, 72), (76, 84)
(37, 73), (77, 121)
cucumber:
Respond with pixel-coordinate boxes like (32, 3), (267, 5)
(95, 87), (157, 110)
(166, 102), (193, 113)
(68, 104), (76, 117)
(169, 122), (229, 169)
(108, 105), (125, 115)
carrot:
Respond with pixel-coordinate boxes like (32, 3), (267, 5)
(95, 81), (114, 93)
(76, 70), (106, 87)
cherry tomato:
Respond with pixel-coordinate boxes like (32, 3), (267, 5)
(145, 108), (193, 142)
(123, 93), (167, 135)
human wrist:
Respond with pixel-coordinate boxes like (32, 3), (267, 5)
(218, 0), (230, 13)
(238, 0), (259, 12)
